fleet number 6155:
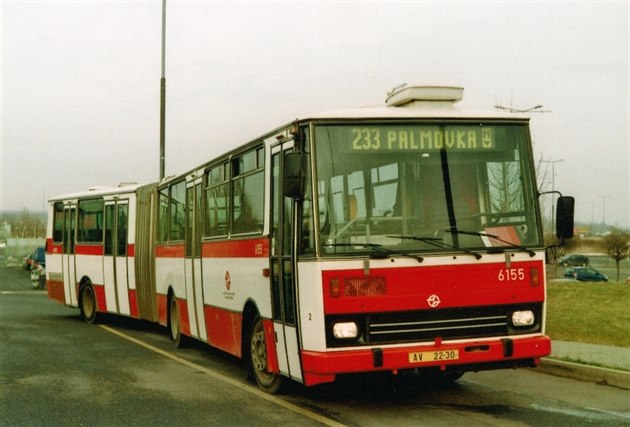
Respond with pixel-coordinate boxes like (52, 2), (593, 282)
(498, 268), (525, 282)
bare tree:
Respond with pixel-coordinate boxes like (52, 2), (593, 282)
(601, 228), (630, 282)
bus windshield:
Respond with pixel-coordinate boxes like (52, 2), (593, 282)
(312, 123), (542, 256)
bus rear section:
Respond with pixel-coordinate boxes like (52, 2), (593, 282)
(46, 183), (158, 323)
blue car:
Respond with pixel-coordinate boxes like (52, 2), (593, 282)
(564, 267), (608, 282)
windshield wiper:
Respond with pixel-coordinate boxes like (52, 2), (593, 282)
(386, 235), (482, 260)
(324, 242), (423, 263)
(443, 229), (535, 257)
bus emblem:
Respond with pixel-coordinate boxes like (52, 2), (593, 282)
(225, 271), (231, 290)
(427, 294), (441, 308)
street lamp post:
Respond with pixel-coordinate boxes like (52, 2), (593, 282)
(159, 0), (167, 181)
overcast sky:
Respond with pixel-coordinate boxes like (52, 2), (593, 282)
(1, 0), (628, 227)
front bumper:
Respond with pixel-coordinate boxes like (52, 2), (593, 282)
(301, 335), (551, 386)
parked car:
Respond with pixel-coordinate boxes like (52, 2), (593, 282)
(31, 247), (45, 268)
(564, 267), (608, 282)
(557, 253), (589, 267)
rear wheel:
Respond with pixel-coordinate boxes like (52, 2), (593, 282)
(249, 316), (282, 393)
(80, 283), (98, 324)
(169, 295), (186, 348)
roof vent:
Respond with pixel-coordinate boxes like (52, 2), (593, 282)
(118, 182), (138, 188)
(386, 84), (463, 107)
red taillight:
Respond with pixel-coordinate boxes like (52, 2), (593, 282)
(530, 268), (540, 287)
(330, 278), (341, 298)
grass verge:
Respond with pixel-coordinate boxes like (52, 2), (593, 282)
(546, 280), (630, 347)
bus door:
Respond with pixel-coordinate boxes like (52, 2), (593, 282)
(270, 145), (303, 382)
(104, 201), (130, 315)
(185, 176), (206, 341)
(62, 204), (77, 306)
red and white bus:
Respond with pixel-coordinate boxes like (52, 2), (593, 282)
(46, 85), (574, 392)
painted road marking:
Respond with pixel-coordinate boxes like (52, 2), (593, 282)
(99, 325), (346, 427)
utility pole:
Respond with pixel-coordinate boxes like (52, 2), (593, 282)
(598, 195), (610, 225)
(159, 0), (167, 180)
(542, 159), (563, 227)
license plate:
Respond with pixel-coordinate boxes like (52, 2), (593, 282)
(408, 349), (459, 364)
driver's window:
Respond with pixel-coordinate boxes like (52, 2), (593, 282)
(371, 163), (398, 217)
(487, 161), (524, 214)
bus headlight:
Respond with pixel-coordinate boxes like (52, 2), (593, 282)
(512, 310), (535, 327)
(332, 322), (359, 339)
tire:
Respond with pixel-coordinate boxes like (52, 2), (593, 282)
(169, 295), (186, 348)
(249, 316), (283, 394)
(80, 283), (98, 324)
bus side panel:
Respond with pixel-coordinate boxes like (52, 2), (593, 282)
(125, 241), (138, 317)
(46, 241), (65, 304)
(155, 245), (187, 328)
(201, 239), (271, 358)
(296, 261), (327, 352)
(128, 288), (139, 318)
(75, 246), (105, 309)
(203, 306), (243, 357)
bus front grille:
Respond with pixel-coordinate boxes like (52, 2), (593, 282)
(325, 304), (542, 347)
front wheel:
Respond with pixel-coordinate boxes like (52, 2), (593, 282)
(80, 283), (98, 324)
(249, 317), (283, 394)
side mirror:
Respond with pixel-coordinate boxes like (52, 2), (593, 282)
(283, 152), (305, 199)
(556, 196), (574, 239)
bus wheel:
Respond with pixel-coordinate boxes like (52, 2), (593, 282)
(80, 283), (98, 324)
(249, 316), (282, 394)
(169, 295), (185, 348)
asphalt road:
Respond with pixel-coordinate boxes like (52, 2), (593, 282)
(1, 263), (629, 426)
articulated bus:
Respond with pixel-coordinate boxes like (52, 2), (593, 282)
(46, 85), (574, 392)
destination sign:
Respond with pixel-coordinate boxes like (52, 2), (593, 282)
(344, 126), (495, 152)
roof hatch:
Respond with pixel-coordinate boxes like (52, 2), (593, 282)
(385, 84), (463, 108)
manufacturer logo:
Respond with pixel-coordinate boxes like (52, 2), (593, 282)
(225, 271), (231, 290)
(427, 294), (441, 308)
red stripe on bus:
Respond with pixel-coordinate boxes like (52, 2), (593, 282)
(264, 319), (280, 374)
(46, 238), (54, 254)
(204, 305), (243, 357)
(201, 238), (269, 258)
(93, 284), (107, 312)
(178, 298), (191, 336)
(128, 290), (139, 318)
(49, 243), (63, 255)
(157, 294), (168, 326)
(47, 280), (65, 304)
(75, 244), (104, 256)
(155, 244), (185, 258)
(127, 244), (135, 258)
